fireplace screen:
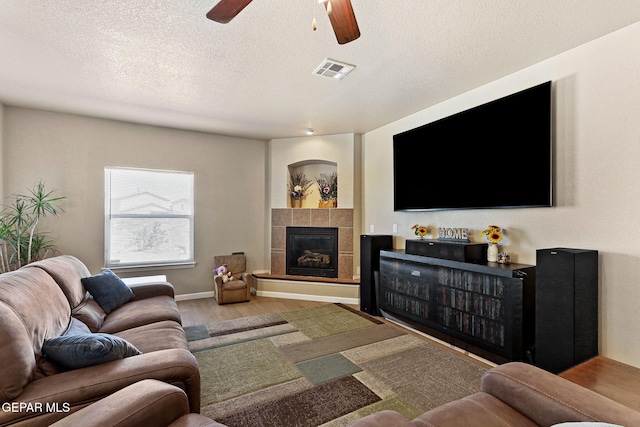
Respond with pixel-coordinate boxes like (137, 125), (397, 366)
(286, 227), (338, 278)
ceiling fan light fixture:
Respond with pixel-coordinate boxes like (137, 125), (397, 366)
(208, 0), (360, 45)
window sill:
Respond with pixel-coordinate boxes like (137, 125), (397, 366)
(105, 261), (196, 274)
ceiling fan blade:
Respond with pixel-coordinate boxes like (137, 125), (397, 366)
(206, 0), (254, 24)
(324, 0), (361, 44)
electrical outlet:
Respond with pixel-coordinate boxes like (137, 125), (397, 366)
(370, 224), (375, 233)
(393, 224), (398, 233)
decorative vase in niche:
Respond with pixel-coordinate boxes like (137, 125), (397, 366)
(487, 243), (499, 262)
(318, 199), (337, 208)
(292, 198), (302, 208)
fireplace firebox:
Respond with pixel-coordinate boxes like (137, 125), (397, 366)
(286, 227), (338, 278)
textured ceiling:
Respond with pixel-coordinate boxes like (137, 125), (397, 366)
(1, 1), (640, 140)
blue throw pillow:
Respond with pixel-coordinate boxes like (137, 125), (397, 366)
(81, 270), (134, 314)
(43, 333), (141, 370)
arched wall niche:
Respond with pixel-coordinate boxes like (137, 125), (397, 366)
(287, 160), (338, 208)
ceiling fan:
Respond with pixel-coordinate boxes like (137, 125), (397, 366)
(206, 0), (361, 45)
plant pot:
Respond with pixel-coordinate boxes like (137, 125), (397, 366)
(292, 198), (302, 208)
(318, 199), (337, 208)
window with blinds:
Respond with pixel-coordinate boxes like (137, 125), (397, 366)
(104, 167), (194, 269)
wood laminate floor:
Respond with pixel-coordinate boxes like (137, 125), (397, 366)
(559, 356), (640, 412)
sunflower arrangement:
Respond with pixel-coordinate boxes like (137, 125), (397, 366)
(481, 225), (503, 244)
(288, 171), (313, 200)
(411, 224), (429, 239)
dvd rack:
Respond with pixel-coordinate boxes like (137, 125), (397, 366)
(378, 250), (535, 363)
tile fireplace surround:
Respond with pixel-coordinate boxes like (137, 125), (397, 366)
(271, 208), (354, 280)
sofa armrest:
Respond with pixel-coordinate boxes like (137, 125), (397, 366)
(241, 272), (252, 289)
(128, 281), (175, 300)
(482, 362), (640, 426)
(2, 349), (200, 426)
(347, 410), (416, 427)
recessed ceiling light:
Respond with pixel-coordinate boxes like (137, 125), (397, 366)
(304, 128), (315, 135)
(313, 59), (355, 80)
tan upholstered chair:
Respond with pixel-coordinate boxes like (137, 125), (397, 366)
(213, 254), (252, 304)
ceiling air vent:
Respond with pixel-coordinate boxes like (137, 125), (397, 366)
(313, 59), (355, 80)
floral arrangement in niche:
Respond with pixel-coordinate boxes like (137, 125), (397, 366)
(315, 172), (337, 201)
(411, 224), (428, 239)
(288, 171), (313, 200)
(480, 225), (503, 244)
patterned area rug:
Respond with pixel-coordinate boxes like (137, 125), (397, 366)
(186, 303), (487, 427)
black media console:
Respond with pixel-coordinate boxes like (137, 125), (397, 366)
(378, 249), (536, 364)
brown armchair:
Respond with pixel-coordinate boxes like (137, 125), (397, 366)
(213, 254), (251, 304)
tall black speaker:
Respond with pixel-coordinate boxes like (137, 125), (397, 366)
(535, 247), (598, 373)
(360, 235), (393, 315)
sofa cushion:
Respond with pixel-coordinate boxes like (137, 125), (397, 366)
(213, 254), (246, 276)
(552, 424), (624, 427)
(222, 279), (248, 291)
(65, 317), (92, 335)
(0, 268), (71, 401)
(99, 295), (182, 334)
(348, 410), (416, 427)
(72, 297), (107, 332)
(43, 333), (141, 370)
(82, 270), (134, 314)
(414, 392), (538, 427)
(27, 255), (92, 309)
(115, 320), (190, 353)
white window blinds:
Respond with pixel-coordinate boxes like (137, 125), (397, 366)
(105, 167), (194, 268)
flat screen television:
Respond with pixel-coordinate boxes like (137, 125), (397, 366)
(393, 81), (552, 211)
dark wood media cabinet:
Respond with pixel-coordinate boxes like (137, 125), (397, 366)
(378, 249), (535, 364)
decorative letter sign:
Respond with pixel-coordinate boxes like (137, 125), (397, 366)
(437, 227), (470, 242)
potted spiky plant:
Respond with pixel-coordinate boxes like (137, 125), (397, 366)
(0, 181), (66, 272)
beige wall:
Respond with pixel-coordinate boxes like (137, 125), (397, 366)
(362, 22), (640, 367)
(268, 134), (361, 276)
(269, 134), (357, 209)
(3, 107), (267, 295)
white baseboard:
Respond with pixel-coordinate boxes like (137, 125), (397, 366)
(175, 291), (215, 301)
(256, 290), (359, 305)
(175, 290), (359, 305)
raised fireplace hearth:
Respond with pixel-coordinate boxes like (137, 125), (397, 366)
(286, 226), (338, 278)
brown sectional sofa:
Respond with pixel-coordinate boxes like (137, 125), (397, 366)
(5, 254), (640, 427)
(349, 361), (640, 427)
(0, 255), (200, 426)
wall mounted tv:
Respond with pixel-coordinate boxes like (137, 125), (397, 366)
(393, 81), (552, 211)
